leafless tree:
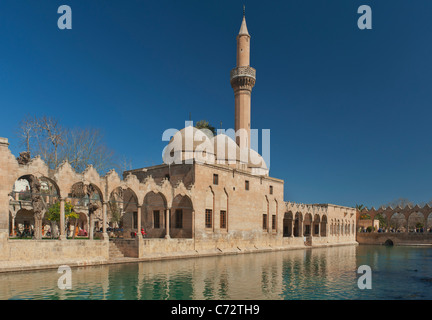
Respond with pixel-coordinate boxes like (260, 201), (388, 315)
(60, 127), (115, 174)
(17, 115), (37, 154)
(30, 116), (65, 169)
(17, 115), (133, 176)
(385, 198), (414, 208)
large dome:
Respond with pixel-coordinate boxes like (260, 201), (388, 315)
(162, 126), (214, 165)
(162, 126), (268, 175)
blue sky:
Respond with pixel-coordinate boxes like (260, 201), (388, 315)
(1, 1), (431, 208)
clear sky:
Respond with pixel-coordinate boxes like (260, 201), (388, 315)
(1, 1), (431, 209)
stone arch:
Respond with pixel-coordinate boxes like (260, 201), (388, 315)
(283, 211), (293, 237)
(171, 194), (193, 238)
(312, 214), (320, 236)
(389, 212), (407, 232)
(407, 211), (425, 232)
(69, 182), (104, 239)
(108, 187), (139, 232)
(9, 174), (55, 239)
(303, 213), (312, 236)
(384, 239), (394, 246)
(143, 191), (168, 238)
(427, 213), (432, 232)
(294, 212), (303, 237)
(320, 215), (328, 237)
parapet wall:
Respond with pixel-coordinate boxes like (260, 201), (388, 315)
(357, 233), (432, 245)
(0, 239), (109, 272)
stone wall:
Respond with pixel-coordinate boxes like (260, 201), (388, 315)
(112, 238), (140, 258)
(357, 232), (432, 245)
(0, 239), (109, 272)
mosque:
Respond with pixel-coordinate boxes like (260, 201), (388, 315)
(0, 12), (356, 270)
(120, 13), (357, 250)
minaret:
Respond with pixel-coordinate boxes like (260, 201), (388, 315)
(230, 7), (256, 149)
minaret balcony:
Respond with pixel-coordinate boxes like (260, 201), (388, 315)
(230, 66), (256, 82)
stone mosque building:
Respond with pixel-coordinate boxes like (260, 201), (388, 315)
(0, 13), (356, 270)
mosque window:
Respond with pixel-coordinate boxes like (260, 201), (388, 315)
(272, 215), (276, 230)
(245, 180), (249, 190)
(269, 186), (273, 194)
(263, 214), (267, 230)
(220, 210), (227, 229)
(213, 174), (219, 185)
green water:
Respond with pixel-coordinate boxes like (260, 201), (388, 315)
(1, 245), (431, 300)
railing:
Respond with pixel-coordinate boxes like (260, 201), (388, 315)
(230, 66), (256, 81)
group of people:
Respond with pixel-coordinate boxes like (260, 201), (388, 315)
(131, 228), (147, 238)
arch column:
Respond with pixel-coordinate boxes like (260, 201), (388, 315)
(299, 219), (303, 237)
(192, 210), (195, 239)
(59, 198), (66, 240)
(165, 207), (171, 239)
(290, 219), (294, 238)
(102, 202), (109, 240)
(136, 205), (142, 239)
(10, 213), (15, 237)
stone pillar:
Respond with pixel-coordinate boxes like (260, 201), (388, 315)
(299, 220), (303, 237)
(10, 216), (15, 237)
(165, 208), (171, 239)
(89, 214), (94, 240)
(0, 138), (12, 241)
(101, 202), (109, 240)
(192, 210), (195, 239)
(59, 198), (66, 240)
(290, 219), (294, 238)
(136, 205), (142, 239)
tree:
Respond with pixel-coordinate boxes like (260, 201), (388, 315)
(385, 198), (414, 208)
(34, 116), (65, 169)
(16, 115), (124, 176)
(17, 115), (37, 153)
(46, 201), (78, 238)
(195, 120), (216, 136)
(356, 204), (370, 220)
(375, 213), (388, 229)
(60, 127), (115, 174)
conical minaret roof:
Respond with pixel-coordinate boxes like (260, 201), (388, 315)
(238, 13), (250, 36)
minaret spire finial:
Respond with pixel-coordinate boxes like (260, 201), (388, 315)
(243, 5), (245, 17)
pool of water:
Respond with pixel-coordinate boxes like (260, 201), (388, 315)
(1, 245), (431, 300)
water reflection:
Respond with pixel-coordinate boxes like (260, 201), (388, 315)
(0, 245), (431, 300)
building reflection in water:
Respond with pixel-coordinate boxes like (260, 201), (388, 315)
(0, 245), (360, 300)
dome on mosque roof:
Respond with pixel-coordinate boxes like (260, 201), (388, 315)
(211, 134), (240, 164)
(162, 127), (268, 175)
